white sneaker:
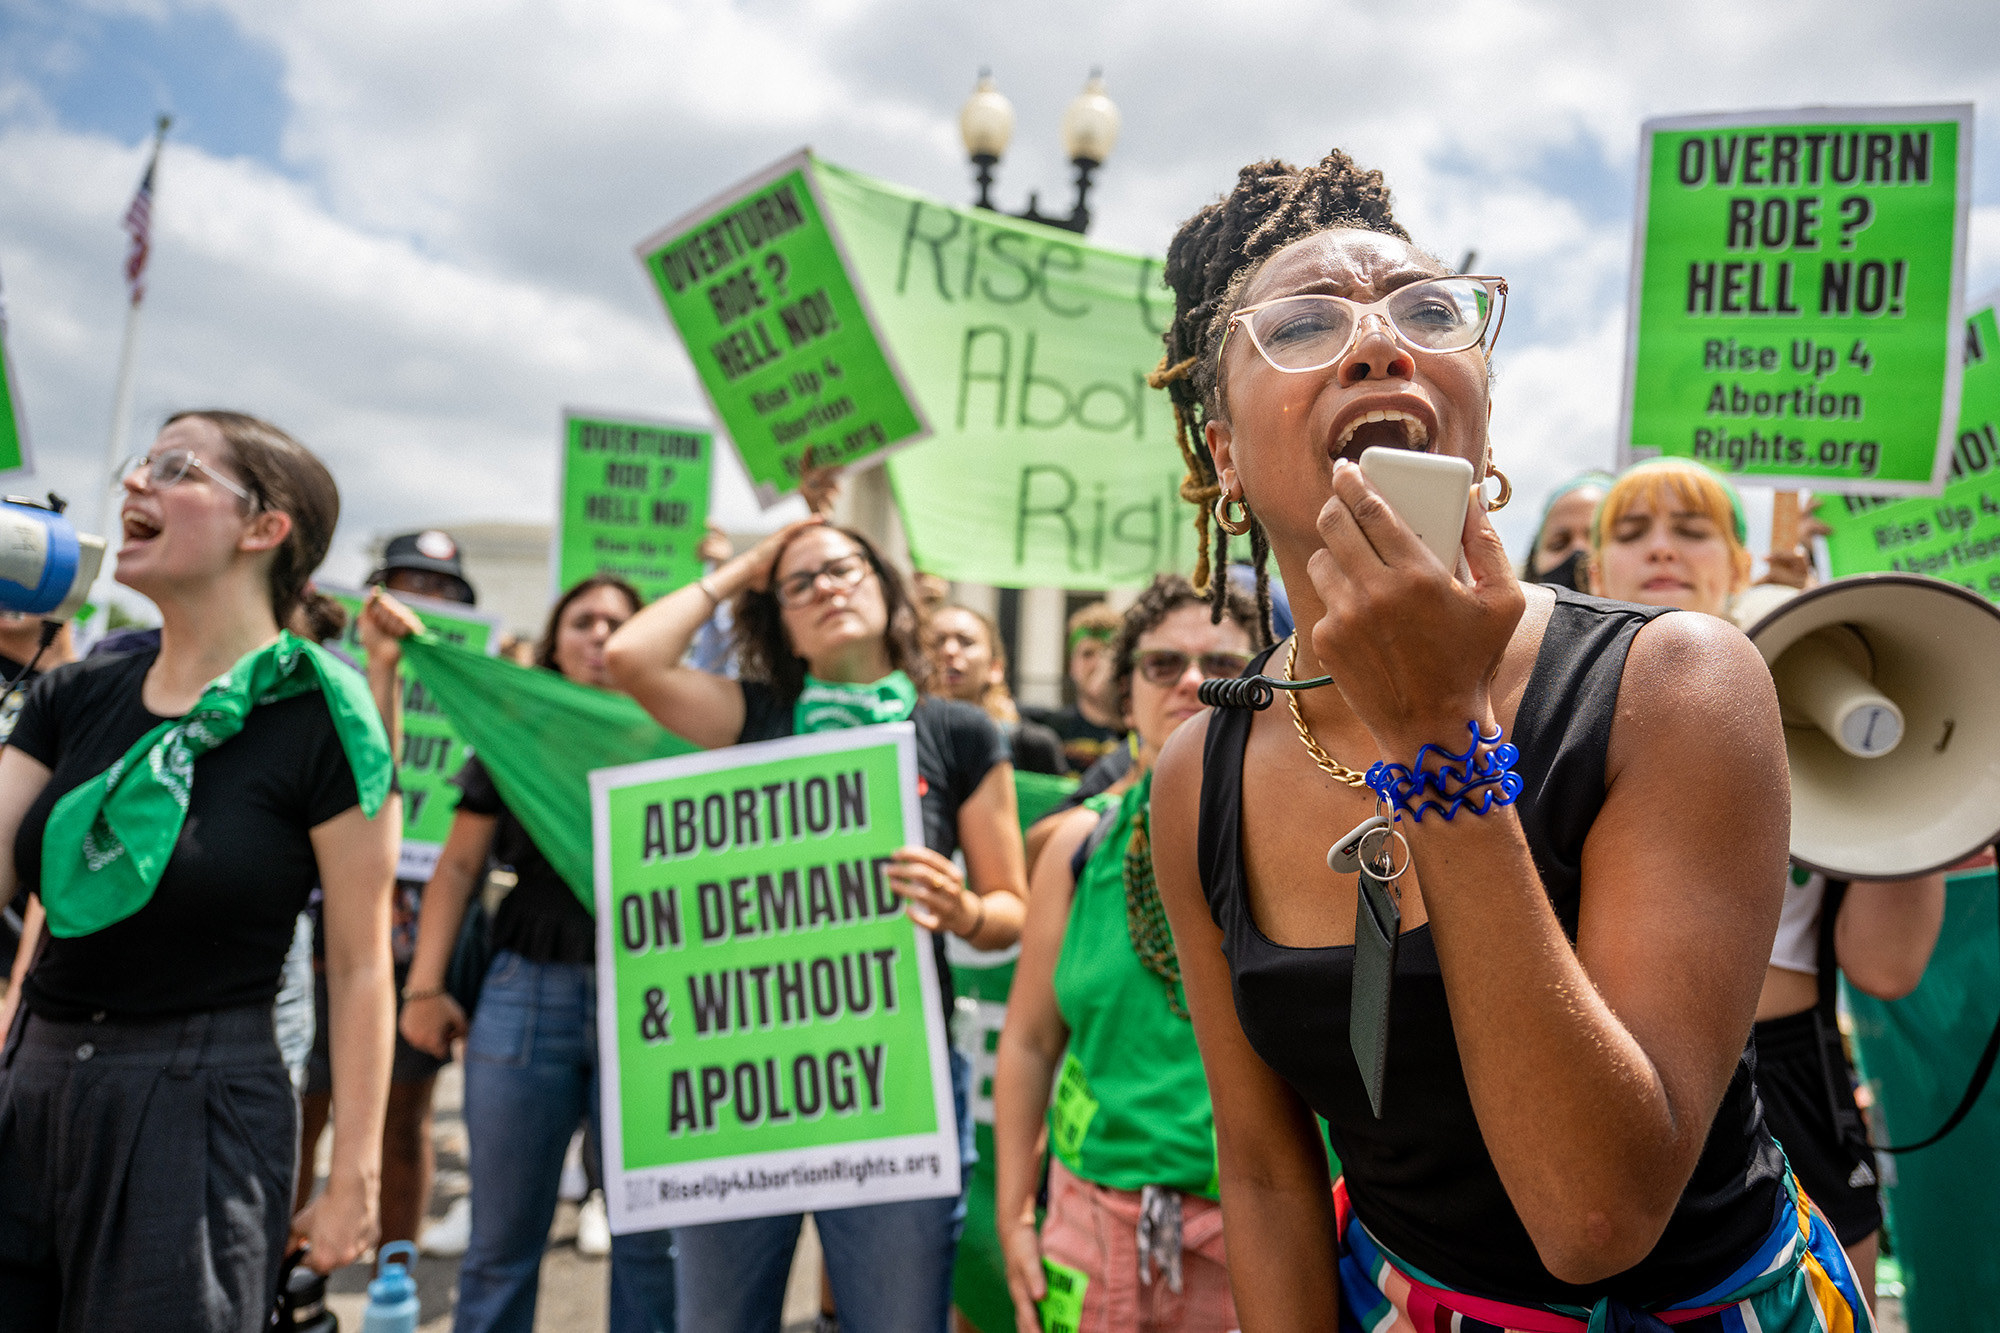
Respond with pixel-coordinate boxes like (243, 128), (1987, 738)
(420, 1195), (472, 1257)
(576, 1191), (611, 1257)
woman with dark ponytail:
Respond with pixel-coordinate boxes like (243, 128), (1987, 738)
(1145, 154), (1872, 1329)
(0, 411), (399, 1329)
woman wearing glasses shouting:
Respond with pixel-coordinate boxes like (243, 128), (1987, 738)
(607, 518), (1029, 1332)
(994, 575), (1260, 1333)
(1145, 153), (1871, 1330)
(0, 412), (399, 1328)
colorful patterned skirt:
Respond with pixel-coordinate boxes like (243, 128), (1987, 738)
(1333, 1176), (1872, 1333)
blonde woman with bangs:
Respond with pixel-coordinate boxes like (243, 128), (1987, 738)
(1589, 457), (1943, 1308)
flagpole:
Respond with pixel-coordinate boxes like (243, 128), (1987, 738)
(90, 113), (170, 628)
(98, 297), (145, 537)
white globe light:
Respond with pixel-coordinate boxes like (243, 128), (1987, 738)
(1060, 72), (1120, 164)
(959, 72), (1015, 160)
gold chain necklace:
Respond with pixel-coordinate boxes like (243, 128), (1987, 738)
(1285, 637), (1372, 790)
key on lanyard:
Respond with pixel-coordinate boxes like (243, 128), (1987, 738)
(1332, 815), (1408, 1119)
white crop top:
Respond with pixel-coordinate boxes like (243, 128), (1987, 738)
(1769, 869), (1826, 975)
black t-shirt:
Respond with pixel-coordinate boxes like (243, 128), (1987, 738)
(1006, 719), (1068, 776)
(454, 754), (595, 965)
(0, 650), (46, 745)
(739, 683), (1007, 859)
(1022, 704), (1124, 775)
(12, 648), (362, 1020)
(739, 681), (1008, 1019)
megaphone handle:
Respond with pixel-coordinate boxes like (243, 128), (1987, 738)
(1875, 853), (2000, 1155)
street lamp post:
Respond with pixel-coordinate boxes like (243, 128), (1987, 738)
(958, 69), (1120, 235)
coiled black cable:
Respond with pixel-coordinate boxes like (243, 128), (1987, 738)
(1197, 673), (1335, 711)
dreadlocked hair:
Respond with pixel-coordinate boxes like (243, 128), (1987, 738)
(1149, 149), (1411, 643)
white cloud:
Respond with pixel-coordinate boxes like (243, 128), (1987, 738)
(3, 0), (1998, 591)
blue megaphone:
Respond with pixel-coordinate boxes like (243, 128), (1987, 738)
(0, 496), (105, 621)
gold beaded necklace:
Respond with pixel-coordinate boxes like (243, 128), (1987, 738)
(1284, 637), (1372, 791)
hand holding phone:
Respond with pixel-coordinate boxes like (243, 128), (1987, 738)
(1356, 447), (1475, 571)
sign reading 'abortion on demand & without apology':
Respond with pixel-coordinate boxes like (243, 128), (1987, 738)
(591, 724), (959, 1232)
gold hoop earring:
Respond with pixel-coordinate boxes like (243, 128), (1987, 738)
(1214, 491), (1253, 536)
(1482, 464), (1512, 513)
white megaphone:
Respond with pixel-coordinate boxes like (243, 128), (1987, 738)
(1737, 573), (2000, 880)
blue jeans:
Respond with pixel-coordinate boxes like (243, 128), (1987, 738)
(455, 952), (677, 1333)
(671, 1050), (975, 1332)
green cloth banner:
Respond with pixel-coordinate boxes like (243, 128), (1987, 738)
(398, 633), (694, 904)
(636, 153), (928, 506)
(1821, 294), (2000, 593)
(812, 159), (1189, 590)
(1621, 105), (1972, 494)
(0, 268), (31, 475)
(947, 769), (1077, 1333)
(322, 586), (502, 881)
(556, 410), (711, 603)
(589, 725), (960, 1231)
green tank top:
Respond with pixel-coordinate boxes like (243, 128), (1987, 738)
(1048, 774), (1219, 1197)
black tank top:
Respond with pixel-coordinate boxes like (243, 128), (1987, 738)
(1196, 588), (1787, 1307)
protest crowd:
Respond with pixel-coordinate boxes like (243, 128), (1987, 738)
(3, 120), (1999, 1333)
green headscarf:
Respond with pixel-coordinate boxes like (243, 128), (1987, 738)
(793, 670), (919, 733)
(40, 632), (394, 938)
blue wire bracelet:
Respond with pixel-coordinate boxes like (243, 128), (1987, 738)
(1364, 720), (1523, 823)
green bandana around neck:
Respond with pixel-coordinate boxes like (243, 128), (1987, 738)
(40, 631), (394, 938)
(793, 669), (918, 734)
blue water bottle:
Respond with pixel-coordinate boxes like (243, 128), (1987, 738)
(358, 1242), (419, 1333)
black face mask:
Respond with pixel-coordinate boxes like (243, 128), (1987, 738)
(1533, 548), (1588, 593)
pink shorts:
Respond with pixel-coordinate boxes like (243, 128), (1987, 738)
(1040, 1158), (1238, 1332)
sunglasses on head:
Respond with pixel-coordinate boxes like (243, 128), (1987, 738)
(1133, 649), (1251, 687)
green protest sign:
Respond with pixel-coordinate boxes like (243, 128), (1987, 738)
(1821, 295), (2000, 594)
(591, 724), (959, 1231)
(0, 269), (31, 475)
(1621, 105), (1972, 494)
(812, 160), (1187, 590)
(1038, 1259), (1089, 1333)
(556, 410), (711, 603)
(321, 585), (501, 880)
(636, 152), (928, 506)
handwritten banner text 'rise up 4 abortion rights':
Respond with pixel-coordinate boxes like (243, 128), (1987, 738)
(814, 160), (1187, 590)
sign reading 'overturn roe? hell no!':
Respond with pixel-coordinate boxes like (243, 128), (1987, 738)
(1621, 104), (1972, 494)
(636, 153), (929, 507)
(591, 724), (960, 1233)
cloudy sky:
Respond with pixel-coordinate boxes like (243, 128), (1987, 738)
(2, 0), (1997, 595)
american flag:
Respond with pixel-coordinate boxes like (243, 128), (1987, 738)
(122, 156), (156, 308)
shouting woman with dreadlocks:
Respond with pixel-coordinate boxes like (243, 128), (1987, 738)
(1145, 151), (1873, 1330)
(993, 575), (1260, 1333)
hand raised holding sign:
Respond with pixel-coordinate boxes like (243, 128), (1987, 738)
(886, 845), (984, 939)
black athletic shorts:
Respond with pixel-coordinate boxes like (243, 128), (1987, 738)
(304, 964), (446, 1096)
(1753, 1007), (1883, 1246)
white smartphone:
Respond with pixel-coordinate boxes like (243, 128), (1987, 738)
(1357, 446), (1475, 571)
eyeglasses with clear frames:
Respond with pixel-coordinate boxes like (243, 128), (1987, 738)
(119, 449), (259, 508)
(1220, 274), (1509, 378)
